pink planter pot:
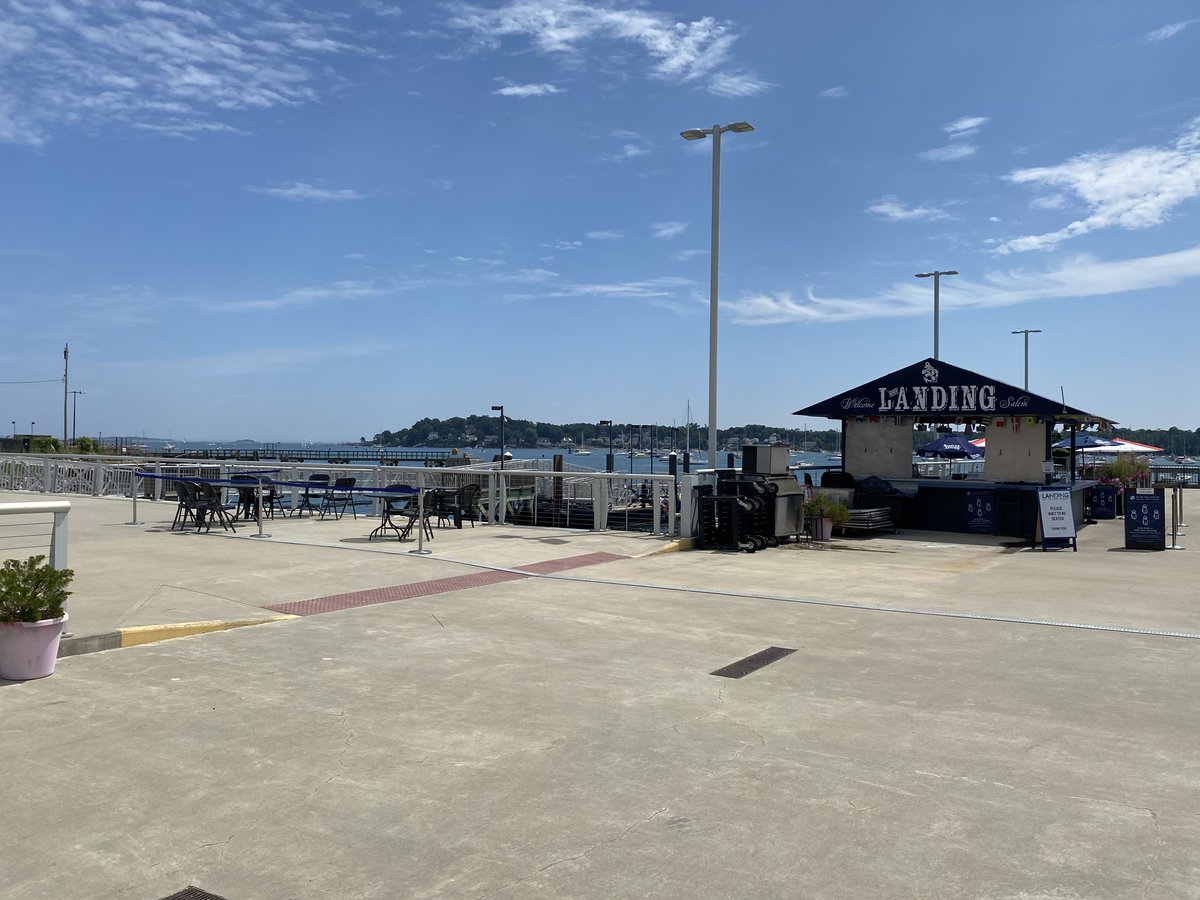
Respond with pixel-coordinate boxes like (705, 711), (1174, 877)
(0, 613), (68, 680)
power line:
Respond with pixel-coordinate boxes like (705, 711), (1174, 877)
(0, 378), (62, 385)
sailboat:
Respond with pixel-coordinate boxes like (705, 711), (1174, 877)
(573, 428), (593, 455)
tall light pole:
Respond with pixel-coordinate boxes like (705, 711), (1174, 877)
(681, 120), (754, 467)
(62, 343), (69, 449)
(1011, 329), (1042, 390)
(70, 390), (86, 445)
(599, 419), (613, 473)
(915, 270), (958, 360)
(491, 405), (505, 470)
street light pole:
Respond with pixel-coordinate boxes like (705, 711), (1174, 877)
(70, 390), (85, 445)
(63, 343), (69, 449)
(599, 420), (613, 473)
(681, 120), (754, 467)
(915, 270), (958, 360)
(1011, 329), (1042, 390)
(490, 405), (505, 470)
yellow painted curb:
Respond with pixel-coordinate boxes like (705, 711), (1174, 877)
(636, 538), (695, 558)
(118, 615), (297, 648)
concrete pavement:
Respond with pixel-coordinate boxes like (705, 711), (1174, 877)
(2, 489), (1198, 898)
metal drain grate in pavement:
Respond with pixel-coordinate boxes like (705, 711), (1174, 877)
(711, 646), (797, 679)
(160, 887), (230, 900)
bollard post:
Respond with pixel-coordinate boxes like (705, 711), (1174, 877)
(410, 469), (431, 555)
(1167, 488), (1183, 550)
(1178, 480), (1188, 528)
(127, 469), (143, 525)
(250, 473), (269, 539)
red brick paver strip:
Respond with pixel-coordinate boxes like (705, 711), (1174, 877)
(267, 551), (629, 617)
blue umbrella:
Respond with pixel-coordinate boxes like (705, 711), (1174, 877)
(916, 434), (983, 459)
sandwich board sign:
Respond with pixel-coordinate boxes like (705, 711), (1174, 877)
(1124, 487), (1166, 550)
(965, 490), (996, 534)
(1036, 487), (1077, 551)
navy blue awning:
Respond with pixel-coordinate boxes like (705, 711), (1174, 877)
(793, 358), (1112, 426)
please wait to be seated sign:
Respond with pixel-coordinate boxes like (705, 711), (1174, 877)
(1037, 487), (1077, 551)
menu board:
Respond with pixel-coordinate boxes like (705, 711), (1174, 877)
(1037, 487), (1077, 551)
(1124, 488), (1165, 550)
(965, 490), (995, 533)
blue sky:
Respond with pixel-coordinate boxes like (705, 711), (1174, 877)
(2, 1), (1199, 443)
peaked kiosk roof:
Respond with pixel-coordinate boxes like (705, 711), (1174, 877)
(793, 358), (1113, 426)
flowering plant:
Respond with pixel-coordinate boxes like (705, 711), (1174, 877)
(1097, 456), (1149, 488)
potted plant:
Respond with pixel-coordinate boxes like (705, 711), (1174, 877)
(804, 494), (850, 541)
(0, 554), (74, 680)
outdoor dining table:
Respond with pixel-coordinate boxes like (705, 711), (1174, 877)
(365, 486), (462, 540)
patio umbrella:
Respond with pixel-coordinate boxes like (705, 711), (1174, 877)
(916, 434), (984, 459)
(1051, 434), (1122, 453)
(1113, 438), (1164, 453)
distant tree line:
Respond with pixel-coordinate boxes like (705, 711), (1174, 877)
(370, 417), (842, 452)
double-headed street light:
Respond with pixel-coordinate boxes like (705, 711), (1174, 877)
(69, 390), (85, 445)
(490, 405), (505, 470)
(1011, 329), (1042, 390)
(681, 120), (754, 467)
(915, 270), (958, 360)
(599, 420), (614, 473)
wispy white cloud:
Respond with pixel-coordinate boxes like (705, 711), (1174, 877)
(998, 117), (1200, 253)
(918, 115), (988, 163)
(447, 2), (769, 97)
(944, 115), (989, 139)
(361, 0), (406, 18)
(209, 279), (392, 312)
(504, 275), (694, 302)
(672, 248), (706, 262)
(725, 244), (1200, 324)
(1146, 19), (1197, 42)
(819, 85), (848, 99)
(0, 2), (370, 144)
(652, 221), (688, 239)
(601, 142), (648, 162)
(489, 267), (559, 283)
(249, 182), (363, 202)
(493, 82), (563, 96)
(585, 230), (622, 240)
(918, 143), (976, 163)
(1029, 193), (1068, 211)
(866, 196), (952, 222)
(709, 71), (772, 97)
(213, 275), (459, 314)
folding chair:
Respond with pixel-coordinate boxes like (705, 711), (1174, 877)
(195, 482), (237, 533)
(171, 480), (200, 530)
(320, 476), (357, 520)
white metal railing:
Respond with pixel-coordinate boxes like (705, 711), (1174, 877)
(1, 453), (685, 535)
(0, 500), (71, 569)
